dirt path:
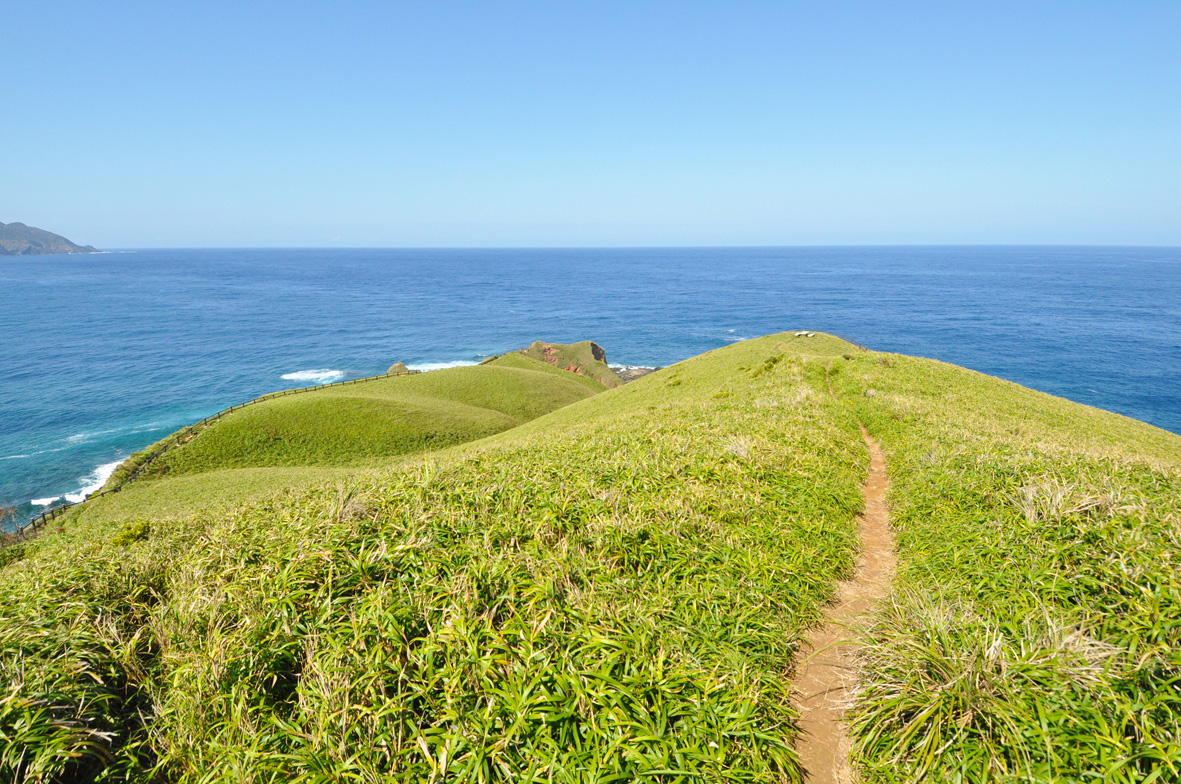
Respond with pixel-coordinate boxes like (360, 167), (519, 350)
(793, 425), (895, 783)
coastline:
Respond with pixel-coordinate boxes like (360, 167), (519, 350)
(8, 356), (664, 519)
(6, 246), (1181, 533)
(611, 364), (661, 383)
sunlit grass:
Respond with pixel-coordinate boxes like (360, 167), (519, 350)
(838, 353), (1181, 782)
(142, 357), (604, 478)
(5, 334), (1178, 781)
(0, 333), (866, 782)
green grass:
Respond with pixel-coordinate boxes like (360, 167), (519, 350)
(2, 332), (1179, 782)
(834, 353), (1181, 782)
(139, 356), (603, 479)
(0, 333), (865, 782)
(76, 355), (605, 535)
(485, 352), (610, 394)
(67, 466), (357, 530)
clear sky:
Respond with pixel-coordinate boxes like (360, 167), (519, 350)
(3, 1), (1178, 247)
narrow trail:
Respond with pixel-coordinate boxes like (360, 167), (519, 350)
(793, 425), (896, 783)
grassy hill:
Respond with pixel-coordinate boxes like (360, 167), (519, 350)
(2, 333), (1178, 783)
(72, 355), (604, 531)
(138, 355), (605, 477)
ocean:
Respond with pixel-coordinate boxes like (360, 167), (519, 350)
(2, 246), (1179, 528)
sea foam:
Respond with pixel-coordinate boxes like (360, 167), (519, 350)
(64, 460), (124, 504)
(281, 369), (346, 384)
(405, 360), (481, 372)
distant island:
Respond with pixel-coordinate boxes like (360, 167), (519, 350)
(0, 221), (98, 255)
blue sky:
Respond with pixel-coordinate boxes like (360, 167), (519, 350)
(2, 1), (1178, 247)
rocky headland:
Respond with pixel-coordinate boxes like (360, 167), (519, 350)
(0, 221), (98, 255)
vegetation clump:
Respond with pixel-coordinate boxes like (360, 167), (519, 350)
(111, 520), (151, 547)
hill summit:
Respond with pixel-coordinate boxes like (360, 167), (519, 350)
(0, 221), (98, 255)
(519, 340), (622, 388)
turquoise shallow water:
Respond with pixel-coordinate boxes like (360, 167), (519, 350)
(2, 246), (1179, 527)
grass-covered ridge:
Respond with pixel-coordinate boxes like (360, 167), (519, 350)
(78, 355), (604, 531)
(2, 333), (1179, 782)
(70, 354), (605, 541)
(140, 355), (604, 478)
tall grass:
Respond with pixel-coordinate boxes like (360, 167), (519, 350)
(838, 353), (1181, 782)
(0, 334), (866, 782)
(9, 333), (1176, 781)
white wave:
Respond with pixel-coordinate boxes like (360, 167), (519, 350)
(64, 460), (124, 503)
(610, 364), (658, 372)
(66, 426), (125, 444)
(405, 360), (480, 372)
(1, 453), (31, 460)
(281, 369), (346, 384)
(30, 497), (60, 506)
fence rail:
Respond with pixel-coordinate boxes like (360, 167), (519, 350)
(7, 368), (420, 540)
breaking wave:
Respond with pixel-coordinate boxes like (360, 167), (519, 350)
(405, 360), (480, 372)
(63, 460), (124, 504)
(281, 369), (346, 384)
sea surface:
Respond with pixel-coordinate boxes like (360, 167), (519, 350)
(3, 246), (1179, 528)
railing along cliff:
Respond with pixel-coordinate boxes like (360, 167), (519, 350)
(8, 368), (420, 540)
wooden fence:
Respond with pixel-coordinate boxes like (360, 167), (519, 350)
(7, 368), (420, 540)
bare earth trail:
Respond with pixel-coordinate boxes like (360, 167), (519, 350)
(793, 425), (896, 783)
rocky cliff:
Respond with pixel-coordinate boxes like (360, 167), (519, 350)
(520, 340), (622, 388)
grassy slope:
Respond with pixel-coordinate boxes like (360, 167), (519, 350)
(68, 358), (603, 546)
(486, 352), (609, 394)
(0, 333), (866, 782)
(835, 353), (1181, 782)
(144, 358), (604, 477)
(2, 333), (1179, 782)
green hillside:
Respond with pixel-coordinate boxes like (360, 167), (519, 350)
(72, 355), (603, 531)
(484, 351), (609, 394)
(138, 356), (603, 478)
(840, 353), (1181, 782)
(2, 333), (1178, 783)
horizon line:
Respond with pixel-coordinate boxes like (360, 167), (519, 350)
(88, 242), (1181, 251)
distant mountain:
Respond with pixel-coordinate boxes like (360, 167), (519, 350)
(0, 222), (98, 255)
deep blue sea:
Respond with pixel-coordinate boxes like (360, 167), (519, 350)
(3, 247), (1180, 528)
